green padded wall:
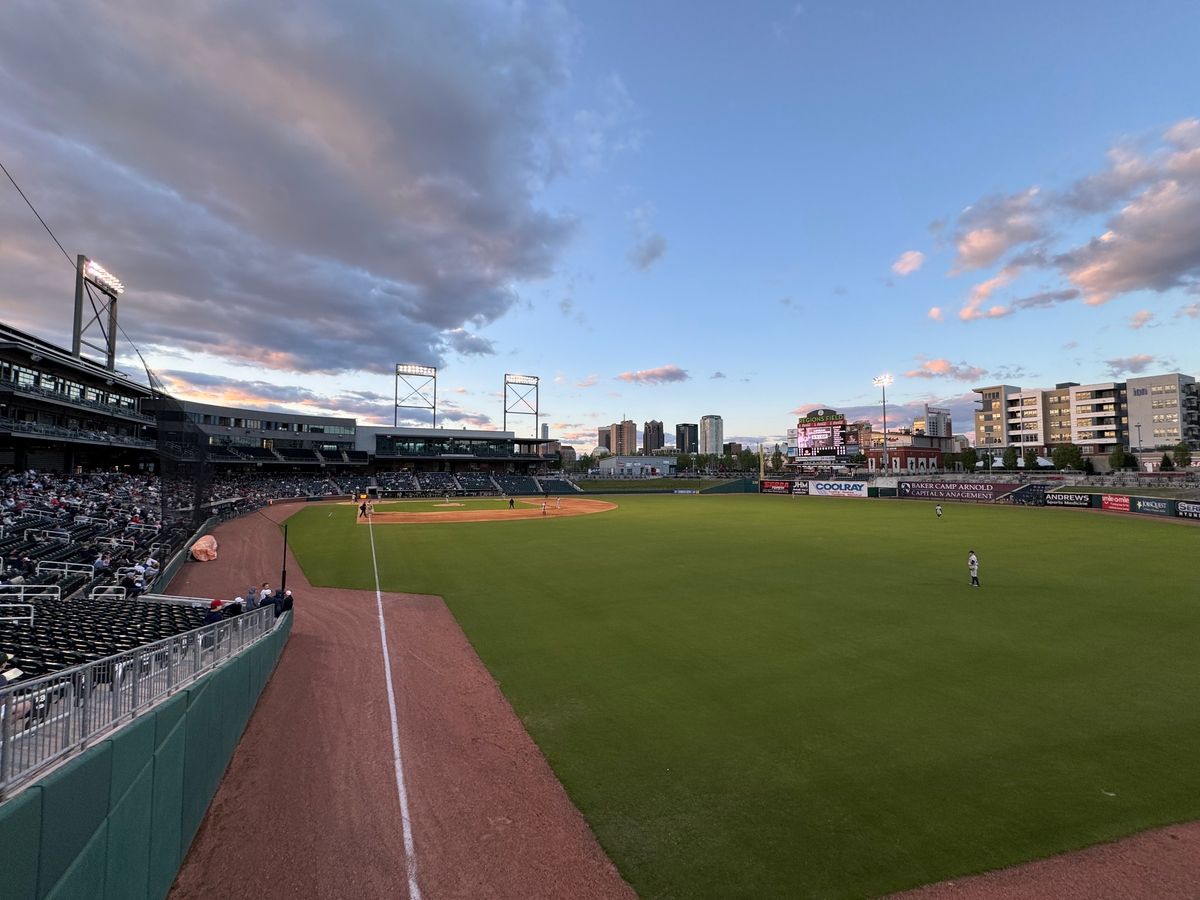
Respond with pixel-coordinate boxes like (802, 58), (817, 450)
(0, 785), (42, 900)
(44, 820), (108, 900)
(148, 719), (185, 900)
(37, 744), (112, 896)
(0, 612), (291, 900)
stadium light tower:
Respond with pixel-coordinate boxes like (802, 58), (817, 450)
(873, 373), (893, 473)
(73, 254), (125, 371)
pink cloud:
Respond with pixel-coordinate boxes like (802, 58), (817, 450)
(615, 364), (690, 385)
(1128, 310), (1154, 329)
(928, 306), (943, 321)
(959, 265), (1019, 321)
(892, 250), (925, 276)
(904, 358), (988, 381)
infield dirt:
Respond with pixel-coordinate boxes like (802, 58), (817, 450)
(360, 495), (616, 525)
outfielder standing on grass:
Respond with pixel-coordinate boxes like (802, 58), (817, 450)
(936, 504), (943, 519)
(968, 550), (979, 587)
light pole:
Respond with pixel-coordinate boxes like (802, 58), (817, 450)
(873, 374), (893, 473)
(1135, 422), (1143, 471)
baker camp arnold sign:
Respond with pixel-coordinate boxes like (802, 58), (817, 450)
(898, 481), (1018, 502)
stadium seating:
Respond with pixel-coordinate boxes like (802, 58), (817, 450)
(536, 477), (578, 494)
(493, 474), (541, 495)
(417, 472), (457, 493)
(456, 472), (499, 493)
(0, 595), (208, 682)
(374, 471), (419, 492)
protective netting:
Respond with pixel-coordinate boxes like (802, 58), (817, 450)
(149, 371), (213, 532)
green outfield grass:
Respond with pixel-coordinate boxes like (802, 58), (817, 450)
(287, 495), (1200, 899)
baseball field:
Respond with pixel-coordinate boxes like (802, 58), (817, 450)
(285, 494), (1200, 899)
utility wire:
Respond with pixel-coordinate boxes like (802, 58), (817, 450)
(1, 154), (158, 389)
(0, 157), (76, 268)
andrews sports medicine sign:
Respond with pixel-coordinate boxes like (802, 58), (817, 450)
(898, 481), (1018, 502)
(809, 481), (867, 498)
(1046, 492), (1092, 508)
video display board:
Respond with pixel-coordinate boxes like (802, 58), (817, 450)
(793, 410), (846, 458)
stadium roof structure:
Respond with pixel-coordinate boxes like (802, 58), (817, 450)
(0, 320), (149, 394)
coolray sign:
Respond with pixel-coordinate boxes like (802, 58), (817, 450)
(810, 481), (867, 498)
(1178, 500), (1200, 519)
(1101, 494), (1130, 512)
(1046, 492), (1092, 508)
(760, 480), (793, 494)
(897, 481), (1018, 502)
(1132, 496), (1172, 517)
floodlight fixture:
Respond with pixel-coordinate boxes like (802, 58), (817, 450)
(503, 373), (540, 436)
(394, 362), (438, 427)
(873, 374), (894, 472)
(83, 259), (124, 295)
(396, 363), (436, 379)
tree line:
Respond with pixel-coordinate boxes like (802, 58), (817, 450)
(943, 442), (1192, 473)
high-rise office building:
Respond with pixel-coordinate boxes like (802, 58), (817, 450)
(675, 423), (698, 453)
(609, 419), (637, 456)
(699, 415), (723, 455)
(913, 405), (952, 438)
(541, 423), (549, 440)
(643, 420), (664, 454)
(597, 426), (612, 451)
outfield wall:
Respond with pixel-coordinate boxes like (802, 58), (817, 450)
(0, 611), (292, 900)
(760, 479), (1199, 521)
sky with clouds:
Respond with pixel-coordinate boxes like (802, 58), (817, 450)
(1, 1), (1198, 452)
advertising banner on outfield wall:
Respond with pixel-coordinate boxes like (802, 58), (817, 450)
(1178, 500), (1200, 520)
(760, 480), (792, 494)
(792, 480), (809, 495)
(1101, 494), (1131, 512)
(1132, 496), (1173, 517)
(1046, 492), (1093, 508)
(897, 481), (1019, 502)
(809, 481), (868, 498)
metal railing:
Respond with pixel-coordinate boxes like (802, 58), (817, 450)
(0, 604), (34, 626)
(0, 606), (279, 797)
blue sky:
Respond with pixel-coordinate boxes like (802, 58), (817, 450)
(1, 1), (1198, 451)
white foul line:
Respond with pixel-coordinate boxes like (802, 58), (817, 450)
(368, 516), (422, 900)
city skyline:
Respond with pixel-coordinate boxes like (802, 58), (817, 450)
(1, 3), (1197, 453)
